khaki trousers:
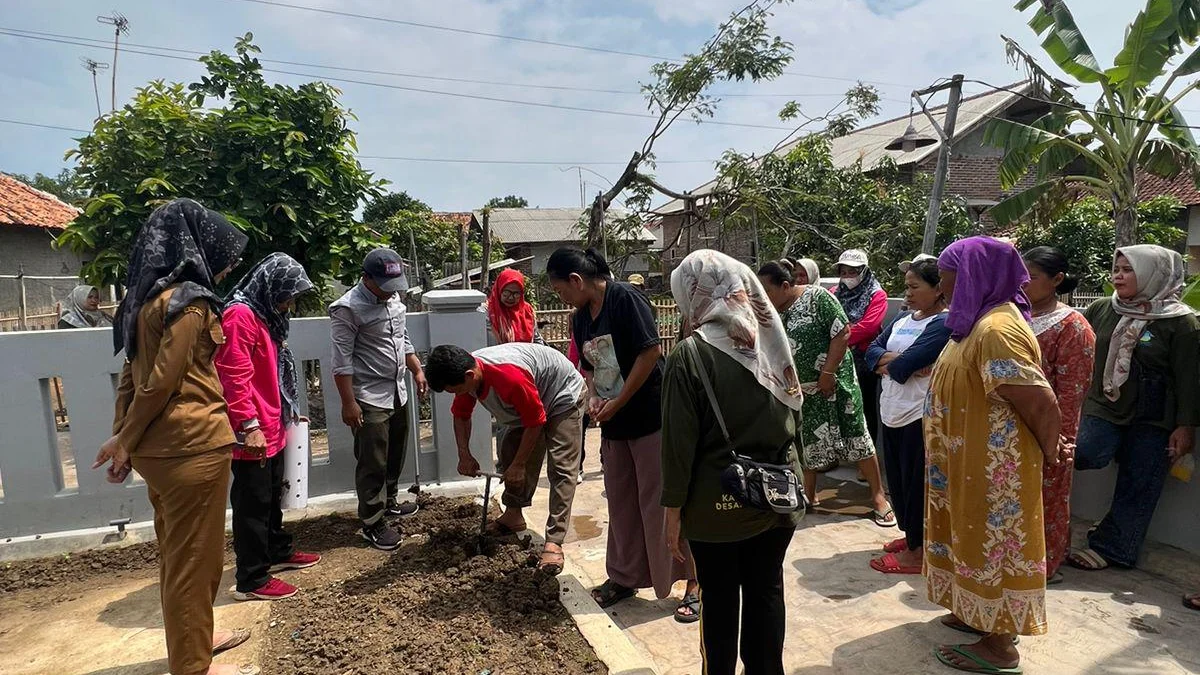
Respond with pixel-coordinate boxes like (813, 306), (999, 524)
(133, 446), (232, 675)
(497, 398), (584, 545)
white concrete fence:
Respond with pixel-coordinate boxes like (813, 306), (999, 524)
(0, 287), (1197, 560)
(0, 290), (494, 539)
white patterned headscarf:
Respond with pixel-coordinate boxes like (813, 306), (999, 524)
(1102, 245), (1192, 401)
(671, 249), (803, 411)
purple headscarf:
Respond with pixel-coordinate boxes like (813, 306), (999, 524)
(937, 236), (1032, 341)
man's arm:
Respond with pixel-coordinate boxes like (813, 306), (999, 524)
(406, 352), (427, 397)
(329, 306), (362, 430)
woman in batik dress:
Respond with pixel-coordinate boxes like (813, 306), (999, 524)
(925, 236), (1066, 674)
(758, 261), (893, 526)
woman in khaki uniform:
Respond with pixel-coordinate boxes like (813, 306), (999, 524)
(93, 199), (255, 675)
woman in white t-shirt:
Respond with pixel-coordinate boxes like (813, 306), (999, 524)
(864, 257), (952, 574)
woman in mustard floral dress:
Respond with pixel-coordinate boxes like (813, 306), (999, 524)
(924, 237), (1067, 674)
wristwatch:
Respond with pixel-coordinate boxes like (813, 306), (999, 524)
(241, 418), (261, 433)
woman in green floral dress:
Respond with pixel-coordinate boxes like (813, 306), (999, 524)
(758, 260), (894, 525)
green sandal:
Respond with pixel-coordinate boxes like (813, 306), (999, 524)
(934, 645), (1022, 674)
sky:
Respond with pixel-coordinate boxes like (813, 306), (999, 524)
(0, 0), (1181, 212)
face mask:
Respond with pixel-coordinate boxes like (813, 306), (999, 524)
(842, 275), (863, 290)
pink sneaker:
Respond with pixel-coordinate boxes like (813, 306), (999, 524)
(232, 577), (297, 601)
(270, 552), (321, 573)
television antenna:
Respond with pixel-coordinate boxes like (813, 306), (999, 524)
(80, 58), (111, 118)
(96, 12), (130, 111)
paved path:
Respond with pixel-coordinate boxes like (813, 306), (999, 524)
(0, 565), (270, 675)
(525, 433), (1200, 675)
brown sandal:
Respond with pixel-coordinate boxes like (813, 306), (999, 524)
(537, 549), (564, 576)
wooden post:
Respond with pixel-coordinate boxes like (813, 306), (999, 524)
(460, 219), (470, 290)
(479, 211), (492, 292)
(16, 266), (28, 331)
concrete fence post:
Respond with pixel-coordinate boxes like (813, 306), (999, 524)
(421, 290), (493, 480)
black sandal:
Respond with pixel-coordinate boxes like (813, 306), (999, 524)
(674, 592), (701, 624)
(591, 579), (635, 608)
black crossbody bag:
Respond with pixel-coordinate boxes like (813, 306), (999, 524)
(692, 341), (806, 515)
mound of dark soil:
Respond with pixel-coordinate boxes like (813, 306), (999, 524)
(263, 495), (606, 675)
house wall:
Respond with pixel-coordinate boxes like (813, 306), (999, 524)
(1186, 206), (1200, 274)
(0, 226), (88, 315)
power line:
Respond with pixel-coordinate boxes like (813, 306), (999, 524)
(0, 118), (91, 133)
(0, 116), (719, 165)
(0, 26), (905, 101)
(0, 28), (797, 131)
(223, 0), (916, 89)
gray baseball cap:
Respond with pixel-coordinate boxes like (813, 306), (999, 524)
(363, 248), (409, 295)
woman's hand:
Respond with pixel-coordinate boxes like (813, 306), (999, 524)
(93, 435), (131, 484)
(665, 507), (686, 563)
(1054, 435), (1075, 467)
(875, 364), (890, 377)
(877, 352), (898, 368)
(818, 371), (837, 398)
(593, 398), (625, 423)
(587, 396), (605, 419)
(1168, 426), (1195, 463)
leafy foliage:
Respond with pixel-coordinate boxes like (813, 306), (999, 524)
(6, 169), (85, 204)
(709, 135), (976, 290)
(1014, 194), (1185, 290)
(382, 210), (481, 284)
(989, 0), (1200, 246)
(59, 34), (385, 291)
(363, 191), (431, 223)
(484, 195), (529, 209)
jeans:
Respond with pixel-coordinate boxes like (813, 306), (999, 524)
(689, 527), (794, 675)
(1074, 415), (1172, 568)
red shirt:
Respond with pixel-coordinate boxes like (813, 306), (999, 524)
(848, 289), (889, 353)
(215, 304), (285, 459)
(452, 360), (548, 428)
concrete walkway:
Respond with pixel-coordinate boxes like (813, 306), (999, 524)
(530, 433), (1200, 675)
(0, 565), (270, 675)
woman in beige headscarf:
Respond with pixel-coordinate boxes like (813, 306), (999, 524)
(1069, 245), (1199, 571)
(662, 249), (804, 675)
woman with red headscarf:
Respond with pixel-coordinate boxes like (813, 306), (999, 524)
(488, 269), (538, 344)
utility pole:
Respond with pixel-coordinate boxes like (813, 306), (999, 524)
(97, 12), (130, 112)
(80, 58), (110, 119)
(479, 211), (492, 292)
(913, 73), (964, 255)
(459, 219), (470, 290)
(16, 265), (28, 332)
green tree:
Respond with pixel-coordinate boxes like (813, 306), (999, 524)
(985, 0), (1200, 247)
(710, 135), (976, 290)
(7, 169), (85, 204)
(484, 195), (528, 209)
(1015, 195), (1185, 291)
(382, 210), (502, 285)
(583, 1), (796, 245)
(363, 191), (430, 223)
(58, 34), (385, 290)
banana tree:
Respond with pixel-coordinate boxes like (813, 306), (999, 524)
(985, 0), (1200, 247)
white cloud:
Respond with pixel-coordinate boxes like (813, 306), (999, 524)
(0, 0), (1183, 215)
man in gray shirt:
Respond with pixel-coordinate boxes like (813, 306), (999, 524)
(329, 248), (428, 550)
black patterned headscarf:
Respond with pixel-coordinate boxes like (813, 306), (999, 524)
(227, 253), (315, 422)
(113, 199), (248, 357)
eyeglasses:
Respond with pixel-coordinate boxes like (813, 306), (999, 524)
(500, 290), (522, 300)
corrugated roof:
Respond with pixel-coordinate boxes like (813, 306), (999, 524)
(1137, 172), (1200, 206)
(475, 207), (656, 244)
(658, 82), (1034, 213)
(0, 173), (79, 230)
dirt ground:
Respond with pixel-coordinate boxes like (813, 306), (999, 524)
(0, 495), (606, 675)
(262, 494), (606, 675)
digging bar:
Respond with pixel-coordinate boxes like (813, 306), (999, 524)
(478, 471), (503, 542)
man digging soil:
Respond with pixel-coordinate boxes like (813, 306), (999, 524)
(425, 342), (586, 574)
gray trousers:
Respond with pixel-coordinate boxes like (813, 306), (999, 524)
(353, 399), (409, 527)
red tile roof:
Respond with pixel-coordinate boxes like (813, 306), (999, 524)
(433, 212), (477, 229)
(1137, 171), (1200, 206)
(0, 173), (79, 230)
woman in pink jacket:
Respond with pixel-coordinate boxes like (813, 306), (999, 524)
(216, 253), (321, 601)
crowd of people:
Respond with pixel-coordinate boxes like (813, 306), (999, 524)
(83, 197), (1199, 675)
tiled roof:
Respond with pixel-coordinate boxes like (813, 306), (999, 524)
(1137, 172), (1200, 206)
(432, 211), (478, 229)
(472, 207), (656, 245)
(658, 82), (1036, 213)
(0, 173), (79, 230)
